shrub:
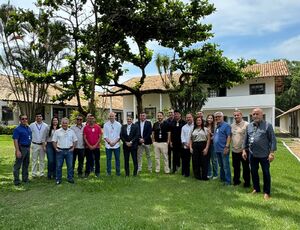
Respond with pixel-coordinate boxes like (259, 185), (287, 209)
(0, 125), (17, 135)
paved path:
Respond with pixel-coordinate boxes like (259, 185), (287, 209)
(281, 138), (300, 162)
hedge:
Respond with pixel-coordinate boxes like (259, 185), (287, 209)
(0, 125), (17, 135)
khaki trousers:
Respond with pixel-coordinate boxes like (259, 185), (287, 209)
(31, 143), (45, 177)
(137, 144), (152, 172)
(153, 142), (170, 173)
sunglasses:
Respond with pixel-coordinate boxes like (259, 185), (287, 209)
(77, 118), (83, 121)
(21, 118), (28, 120)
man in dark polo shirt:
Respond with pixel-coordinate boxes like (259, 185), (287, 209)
(12, 114), (32, 186)
(152, 112), (170, 174)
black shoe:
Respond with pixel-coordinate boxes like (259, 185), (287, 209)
(95, 173), (100, 178)
(22, 179), (30, 184)
(244, 183), (251, 188)
(56, 180), (61, 185)
(68, 179), (75, 184)
(14, 181), (21, 186)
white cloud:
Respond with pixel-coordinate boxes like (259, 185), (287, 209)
(207, 0), (300, 36)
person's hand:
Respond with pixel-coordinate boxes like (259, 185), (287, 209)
(109, 141), (115, 147)
(203, 148), (208, 156)
(190, 148), (193, 154)
(16, 150), (22, 158)
(268, 153), (275, 162)
(223, 146), (229, 155)
(242, 151), (247, 160)
(139, 138), (144, 144)
(170, 142), (173, 148)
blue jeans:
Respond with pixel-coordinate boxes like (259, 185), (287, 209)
(56, 149), (73, 181)
(207, 144), (218, 177)
(46, 142), (56, 178)
(216, 151), (231, 185)
(106, 147), (120, 176)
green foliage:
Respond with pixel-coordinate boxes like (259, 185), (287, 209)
(0, 125), (16, 135)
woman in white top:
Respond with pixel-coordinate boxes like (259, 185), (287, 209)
(46, 117), (59, 179)
(190, 117), (210, 180)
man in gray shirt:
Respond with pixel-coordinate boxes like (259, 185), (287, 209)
(242, 108), (276, 200)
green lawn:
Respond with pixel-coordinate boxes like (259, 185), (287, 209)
(0, 135), (299, 229)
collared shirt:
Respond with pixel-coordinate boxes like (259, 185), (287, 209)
(52, 128), (78, 149)
(243, 120), (277, 158)
(181, 123), (194, 145)
(71, 125), (85, 149)
(127, 124), (132, 135)
(140, 121), (145, 137)
(12, 124), (32, 146)
(83, 124), (102, 148)
(213, 121), (231, 152)
(103, 120), (122, 149)
(170, 119), (186, 145)
(231, 120), (248, 153)
(29, 121), (48, 143)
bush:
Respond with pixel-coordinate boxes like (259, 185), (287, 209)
(0, 125), (17, 135)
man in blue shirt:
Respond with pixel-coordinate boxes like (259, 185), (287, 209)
(12, 114), (32, 186)
(213, 111), (231, 185)
(243, 108), (276, 200)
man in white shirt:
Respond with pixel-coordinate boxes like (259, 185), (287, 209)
(181, 113), (194, 177)
(70, 115), (85, 177)
(52, 117), (78, 184)
(103, 112), (122, 176)
(29, 113), (48, 177)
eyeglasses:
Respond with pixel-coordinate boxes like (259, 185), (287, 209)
(21, 118), (28, 120)
(77, 118), (83, 121)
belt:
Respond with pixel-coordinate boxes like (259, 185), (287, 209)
(57, 147), (72, 151)
(20, 144), (30, 147)
(32, 142), (43, 145)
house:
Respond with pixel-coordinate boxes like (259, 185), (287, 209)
(277, 105), (300, 137)
(0, 75), (123, 125)
(106, 61), (289, 126)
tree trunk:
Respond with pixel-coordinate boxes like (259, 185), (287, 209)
(135, 93), (143, 118)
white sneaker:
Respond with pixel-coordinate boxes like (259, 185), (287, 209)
(212, 176), (218, 180)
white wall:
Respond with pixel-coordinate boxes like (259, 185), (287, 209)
(279, 115), (289, 133)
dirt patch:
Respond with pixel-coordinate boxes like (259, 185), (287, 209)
(281, 138), (300, 159)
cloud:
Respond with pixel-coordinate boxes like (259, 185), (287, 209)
(207, 0), (300, 36)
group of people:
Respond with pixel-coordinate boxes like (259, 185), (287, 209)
(12, 107), (276, 200)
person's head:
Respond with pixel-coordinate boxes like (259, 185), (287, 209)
(127, 116), (133, 125)
(185, 113), (193, 125)
(174, 110), (181, 121)
(19, 114), (28, 126)
(157, 112), (164, 122)
(88, 114), (95, 125)
(252, 107), (264, 123)
(76, 115), (83, 125)
(197, 111), (204, 118)
(109, 112), (116, 123)
(61, 117), (69, 130)
(206, 114), (214, 125)
(35, 112), (43, 123)
(51, 117), (59, 126)
(233, 109), (243, 123)
(195, 117), (204, 130)
(214, 111), (224, 124)
(139, 112), (146, 122)
(168, 109), (174, 119)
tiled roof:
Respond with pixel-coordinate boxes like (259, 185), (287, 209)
(277, 104), (300, 118)
(243, 60), (289, 78)
(109, 61), (290, 95)
(0, 74), (123, 110)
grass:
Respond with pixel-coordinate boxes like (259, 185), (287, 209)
(0, 135), (300, 229)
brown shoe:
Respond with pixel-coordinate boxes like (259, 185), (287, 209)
(251, 189), (257, 194)
(264, 193), (271, 200)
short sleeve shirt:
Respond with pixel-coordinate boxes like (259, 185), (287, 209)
(12, 125), (32, 146)
(83, 124), (102, 148)
(213, 122), (231, 152)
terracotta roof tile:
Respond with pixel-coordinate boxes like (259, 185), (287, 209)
(243, 60), (289, 77)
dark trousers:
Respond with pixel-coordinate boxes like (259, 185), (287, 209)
(123, 145), (138, 176)
(172, 143), (181, 172)
(250, 155), (271, 194)
(56, 150), (73, 181)
(192, 141), (209, 180)
(13, 146), (30, 183)
(181, 148), (191, 177)
(232, 151), (251, 186)
(85, 148), (100, 175)
(46, 142), (56, 179)
(168, 144), (172, 170)
(73, 148), (85, 176)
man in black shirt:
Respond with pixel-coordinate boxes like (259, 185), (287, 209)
(152, 112), (170, 174)
(166, 109), (174, 170)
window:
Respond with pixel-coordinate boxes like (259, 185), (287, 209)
(144, 107), (156, 120)
(208, 88), (227, 97)
(249, 84), (265, 95)
(2, 106), (13, 121)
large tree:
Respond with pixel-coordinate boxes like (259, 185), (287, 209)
(0, 4), (69, 121)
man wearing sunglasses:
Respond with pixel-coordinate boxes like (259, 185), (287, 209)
(12, 114), (32, 186)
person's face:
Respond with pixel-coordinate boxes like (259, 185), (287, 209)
(168, 111), (174, 119)
(207, 115), (214, 124)
(127, 117), (133, 125)
(215, 114), (223, 124)
(186, 114), (193, 124)
(197, 112), (203, 118)
(252, 109), (263, 123)
(196, 117), (202, 127)
(157, 113), (164, 122)
(109, 113), (115, 122)
(61, 120), (68, 129)
(174, 112), (181, 121)
(89, 116), (95, 124)
(140, 113), (146, 121)
(76, 116), (83, 125)
(233, 112), (242, 123)
(52, 118), (58, 126)
(20, 116), (28, 125)
(35, 114), (42, 122)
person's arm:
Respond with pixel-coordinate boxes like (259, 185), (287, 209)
(224, 126), (231, 155)
(93, 127), (102, 148)
(242, 126), (249, 160)
(13, 139), (22, 158)
(203, 130), (211, 155)
(267, 123), (276, 162)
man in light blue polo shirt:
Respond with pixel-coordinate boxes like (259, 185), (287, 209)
(213, 111), (231, 185)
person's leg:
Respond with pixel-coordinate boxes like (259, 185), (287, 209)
(207, 145), (212, 177)
(153, 143), (160, 173)
(56, 151), (64, 183)
(202, 151), (209, 180)
(232, 151), (241, 185)
(162, 143), (170, 173)
(39, 145), (46, 177)
(131, 148), (138, 176)
(123, 146), (130, 176)
(242, 151), (251, 187)
(77, 149), (85, 176)
(216, 152), (224, 182)
(105, 148), (112, 175)
(94, 148), (100, 176)
(250, 154), (260, 192)
(46, 143), (53, 178)
(21, 146), (30, 182)
(172, 147), (178, 173)
(31, 144), (39, 177)
(85, 149), (92, 177)
(192, 143), (201, 180)
(66, 150), (74, 181)
(114, 147), (121, 176)
(145, 145), (152, 172)
(137, 145), (143, 172)
(181, 148), (187, 176)
(211, 145), (218, 177)
(222, 153), (231, 185)
(72, 148), (78, 172)
(260, 157), (271, 195)
(168, 144), (172, 171)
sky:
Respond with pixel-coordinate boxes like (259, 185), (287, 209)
(4, 0), (300, 83)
